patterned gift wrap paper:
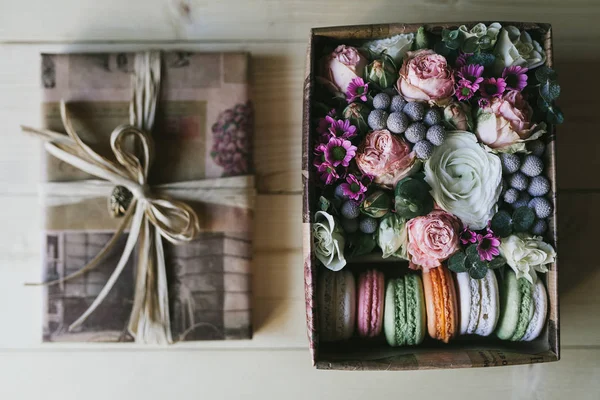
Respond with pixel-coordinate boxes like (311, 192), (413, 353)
(302, 22), (559, 369)
(40, 52), (254, 342)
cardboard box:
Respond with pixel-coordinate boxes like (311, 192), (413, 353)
(302, 22), (559, 369)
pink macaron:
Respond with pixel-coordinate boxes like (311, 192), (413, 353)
(357, 269), (385, 338)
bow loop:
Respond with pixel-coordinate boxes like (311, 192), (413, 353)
(110, 124), (155, 184)
(144, 196), (200, 244)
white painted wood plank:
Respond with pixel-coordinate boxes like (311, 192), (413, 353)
(0, 0), (599, 52)
(0, 348), (598, 400)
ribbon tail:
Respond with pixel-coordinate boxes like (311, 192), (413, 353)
(68, 204), (145, 332)
(25, 203), (136, 287)
(128, 218), (172, 344)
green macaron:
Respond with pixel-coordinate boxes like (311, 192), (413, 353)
(384, 275), (426, 346)
(496, 269), (535, 341)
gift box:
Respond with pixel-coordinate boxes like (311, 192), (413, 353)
(34, 51), (255, 342)
(302, 23), (559, 369)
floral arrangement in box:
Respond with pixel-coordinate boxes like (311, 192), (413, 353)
(311, 23), (560, 344)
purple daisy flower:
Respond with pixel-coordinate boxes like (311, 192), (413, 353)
(455, 79), (478, 101)
(460, 226), (477, 245)
(316, 115), (336, 136)
(340, 174), (367, 201)
(476, 230), (501, 261)
(479, 77), (507, 99)
(316, 162), (341, 185)
(327, 119), (357, 140)
(502, 65), (528, 91)
(324, 138), (357, 167)
(478, 97), (491, 108)
(455, 52), (473, 69)
(457, 64), (484, 87)
(346, 77), (369, 103)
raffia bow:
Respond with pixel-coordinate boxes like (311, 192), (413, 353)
(21, 51), (253, 344)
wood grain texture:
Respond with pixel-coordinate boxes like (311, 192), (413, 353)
(0, 1), (599, 397)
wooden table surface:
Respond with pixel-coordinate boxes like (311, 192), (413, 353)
(0, 1), (598, 399)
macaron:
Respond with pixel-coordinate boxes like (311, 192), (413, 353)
(422, 266), (459, 343)
(357, 269), (385, 338)
(318, 269), (356, 342)
(383, 274), (426, 346)
(496, 269), (548, 341)
(455, 269), (500, 336)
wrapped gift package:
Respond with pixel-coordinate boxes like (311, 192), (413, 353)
(38, 51), (255, 342)
(302, 23), (559, 369)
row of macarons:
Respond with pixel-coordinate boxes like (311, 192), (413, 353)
(318, 266), (547, 346)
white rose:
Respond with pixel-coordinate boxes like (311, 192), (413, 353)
(493, 27), (546, 74)
(312, 211), (346, 271)
(424, 131), (502, 230)
(365, 33), (414, 66)
(377, 214), (408, 259)
(499, 234), (556, 284)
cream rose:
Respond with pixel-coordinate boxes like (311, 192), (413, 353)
(396, 49), (455, 105)
(365, 33), (414, 66)
(406, 210), (461, 270)
(312, 211), (346, 271)
(475, 91), (542, 152)
(499, 234), (556, 284)
(424, 131), (502, 230)
(318, 45), (367, 96)
(355, 129), (420, 189)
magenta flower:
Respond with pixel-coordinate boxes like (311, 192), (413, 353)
(455, 79), (478, 101)
(476, 229), (501, 261)
(460, 226), (477, 245)
(316, 115), (335, 137)
(339, 174), (367, 201)
(478, 97), (490, 108)
(502, 66), (528, 92)
(479, 77), (507, 99)
(327, 119), (357, 140)
(346, 77), (369, 103)
(455, 52), (472, 69)
(324, 138), (357, 167)
(457, 64), (484, 87)
(317, 162), (342, 185)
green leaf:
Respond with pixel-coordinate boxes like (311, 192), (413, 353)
(441, 29), (452, 41)
(448, 251), (468, 273)
(415, 26), (430, 50)
(512, 206), (535, 232)
(547, 106), (565, 124)
(491, 210), (513, 237)
(537, 97), (551, 112)
(540, 81), (561, 102)
(465, 244), (480, 264)
(445, 38), (461, 50)
(468, 260), (488, 279)
(478, 35), (493, 50)
(462, 36), (479, 53)
(394, 177), (434, 219)
(318, 196), (330, 212)
(348, 233), (377, 257)
(535, 66), (558, 83)
(466, 52), (495, 68)
(488, 256), (506, 269)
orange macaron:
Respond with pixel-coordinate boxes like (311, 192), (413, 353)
(422, 266), (458, 343)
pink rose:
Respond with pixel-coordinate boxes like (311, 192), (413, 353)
(397, 49), (455, 105)
(407, 210), (461, 270)
(318, 45), (367, 95)
(355, 129), (419, 189)
(475, 91), (537, 149)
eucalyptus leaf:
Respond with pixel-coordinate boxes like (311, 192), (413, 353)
(491, 210), (513, 238)
(478, 35), (493, 49)
(535, 66), (558, 83)
(465, 244), (480, 264)
(537, 97), (551, 112)
(540, 81), (561, 102)
(394, 177), (434, 219)
(348, 233), (377, 257)
(448, 251), (468, 273)
(512, 206), (535, 232)
(488, 256), (506, 269)
(319, 196), (331, 212)
(548, 106), (565, 124)
(445, 38), (461, 50)
(462, 36), (479, 53)
(468, 261), (488, 279)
